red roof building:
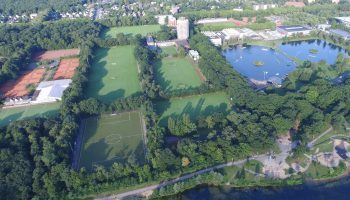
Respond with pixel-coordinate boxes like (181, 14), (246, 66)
(285, 1), (305, 7)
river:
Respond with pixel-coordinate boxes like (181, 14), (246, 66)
(174, 176), (350, 200)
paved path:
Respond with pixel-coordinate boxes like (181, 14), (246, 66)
(97, 158), (259, 200)
(307, 127), (333, 148)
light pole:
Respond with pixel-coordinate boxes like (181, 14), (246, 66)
(263, 71), (268, 80)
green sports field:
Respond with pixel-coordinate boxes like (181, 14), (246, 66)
(0, 103), (60, 127)
(160, 46), (178, 57)
(86, 46), (142, 103)
(155, 92), (231, 126)
(79, 111), (146, 170)
(101, 25), (161, 38)
(155, 57), (203, 92)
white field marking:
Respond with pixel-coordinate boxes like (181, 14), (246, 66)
(139, 112), (148, 160)
(92, 155), (122, 167)
(77, 119), (88, 169)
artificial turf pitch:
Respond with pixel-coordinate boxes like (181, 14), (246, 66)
(155, 57), (203, 92)
(79, 111), (146, 170)
(155, 92), (231, 126)
(101, 25), (161, 38)
(86, 45), (141, 103)
(0, 103), (60, 127)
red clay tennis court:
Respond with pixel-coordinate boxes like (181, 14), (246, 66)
(53, 58), (80, 80)
(0, 68), (46, 97)
(33, 49), (80, 61)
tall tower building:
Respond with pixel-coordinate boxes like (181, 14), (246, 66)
(176, 17), (189, 40)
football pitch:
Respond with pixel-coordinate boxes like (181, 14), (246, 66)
(101, 25), (161, 38)
(86, 46), (142, 103)
(78, 111), (146, 170)
(155, 57), (203, 92)
(0, 103), (60, 127)
(155, 92), (231, 126)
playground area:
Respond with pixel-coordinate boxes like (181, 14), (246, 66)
(78, 111), (147, 170)
(53, 58), (80, 80)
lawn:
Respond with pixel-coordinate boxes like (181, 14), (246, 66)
(0, 103), (60, 127)
(305, 162), (330, 179)
(160, 46), (178, 57)
(101, 25), (161, 38)
(155, 57), (203, 92)
(155, 92), (231, 126)
(79, 111), (146, 171)
(86, 46), (142, 103)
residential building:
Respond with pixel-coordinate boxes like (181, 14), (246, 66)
(253, 4), (277, 11)
(177, 17), (189, 40)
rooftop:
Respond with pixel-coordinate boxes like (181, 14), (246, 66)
(277, 25), (310, 32)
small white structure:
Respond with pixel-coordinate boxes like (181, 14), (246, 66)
(189, 50), (200, 61)
(32, 79), (72, 104)
(317, 24), (331, 31)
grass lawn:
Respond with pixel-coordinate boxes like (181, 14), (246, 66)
(244, 160), (263, 174)
(155, 92), (231, 126)
(305, 162), (330, 179)
(101, 25), (161, 38)
(79, 111), (146, 171)
(160, 46), (178, 57)
(0, 103), (60, 127)
(155, 57), (203, 92)
(86, 46), (142, 103)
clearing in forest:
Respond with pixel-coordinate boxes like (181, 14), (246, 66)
(155, 92), (231, 126)
(155, 57), (204, 92)
(85, 45), (141, 103)
(101, 25), (161, 38)
(78, 111), (147, 170)
(0, 103), (60, 127)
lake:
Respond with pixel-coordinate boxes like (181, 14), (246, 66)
(223, 45), (296, 81)
(223, 40), (348, 82)
(279, 39), (348, 64)
(176, 176), (350, 200)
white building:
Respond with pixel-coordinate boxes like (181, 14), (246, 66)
(202, 31), (223, 46)
(177, 17), (189, 40)
(335, 17), (350, 27)
(253, 4), (276, 11)
(32, 79), (72, 104)
(222, 28), (242, 39)
(196, 18), (228, 24)
(277, 25), (311, 37)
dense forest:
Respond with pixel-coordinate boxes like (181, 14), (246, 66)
(0, 0), (84, 15)
(0, 20), (101, 84)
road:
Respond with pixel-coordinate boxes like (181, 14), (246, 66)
(97, 158), (256, 200)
